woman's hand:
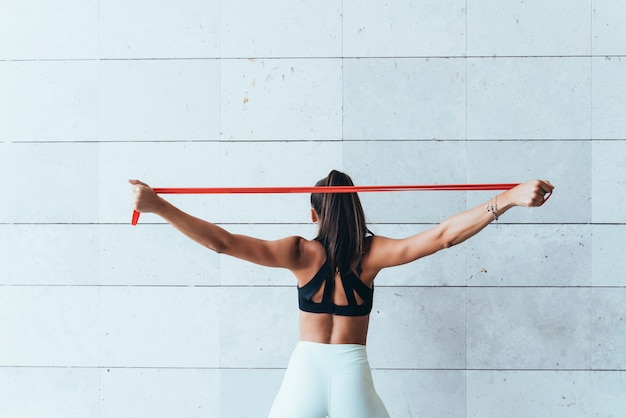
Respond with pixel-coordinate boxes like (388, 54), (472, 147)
(506, 180), (554, 208)
(129, 179), (166, 215)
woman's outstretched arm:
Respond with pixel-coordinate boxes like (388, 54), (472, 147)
(129, 180), (305, 270)
(366, 180), (554, 271)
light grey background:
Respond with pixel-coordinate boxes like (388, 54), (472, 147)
(1, 0), (625, 417)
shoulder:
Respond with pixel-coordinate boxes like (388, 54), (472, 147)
(276, 236), (326, 267)
(364, 234), (392, 252)
(298, 237), (326, 261)
(359, 235), (390, 281)
(288, 237), (327, 283)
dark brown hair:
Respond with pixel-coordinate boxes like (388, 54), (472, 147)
(310, 170), (373, 275)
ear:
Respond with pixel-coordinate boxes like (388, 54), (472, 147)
(310, 208), (318, 224)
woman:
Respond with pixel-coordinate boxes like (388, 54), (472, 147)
(129, 170), (553, 418)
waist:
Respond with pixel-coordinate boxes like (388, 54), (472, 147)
(299, 311), (369, 345)
(293, 341), (369, 364)
(287, 341), (373, 382)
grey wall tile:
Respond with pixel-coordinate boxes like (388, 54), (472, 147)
(0, 225), (99, 285)
(220, 59), (342, 140)
(590, 371), (626, 417)
(592, 225), (626, 286)
(221, 0), (341, 58)
(0, 143), (99, 224)
(368, 287), (465, 369)
(100, 368), (220, 418)
(99, 225), (221, 286)
(100, 287), (220, 368)
(0, 0), (98, 60)
(343, 58), (466, 140)
(99, 0), (219, 59)
(344, 0), (466, 57)
(467, 371), (592, 418)
(467, 288), (591, 369)
(467, 225), (592, 287)
(99, 60), (220, 141)
(592, 140), (626, 223)
(374, 370), (466, 418)
(0, 286), (100, 366)
(0, 61), (98, 142)
(221, 369), (284, 417)
(593, 0), (626, 55)
(592, 288), (626, 370)
(0, 367), (100, 417)
(468, 0), (591, 56)
(467, 58), (591, 140)
(219, 287), (299, 368)
(592, 57), (626, 139)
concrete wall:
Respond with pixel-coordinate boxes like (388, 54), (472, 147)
(1, 0), (625, 417)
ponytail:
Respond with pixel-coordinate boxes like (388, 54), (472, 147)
(310, 170), (372, 275)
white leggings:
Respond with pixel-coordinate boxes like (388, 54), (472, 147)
(268, 341), (390, 418)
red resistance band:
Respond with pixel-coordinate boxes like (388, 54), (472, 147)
(131, 183), (524, 225)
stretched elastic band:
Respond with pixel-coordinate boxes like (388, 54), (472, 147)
(131, 183), (522, 225)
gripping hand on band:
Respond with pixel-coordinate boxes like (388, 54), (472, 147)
(129, 179), (169, 215)
(506, 179), (554, 207)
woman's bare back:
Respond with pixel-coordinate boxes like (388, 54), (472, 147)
(295, 239), (377, 345)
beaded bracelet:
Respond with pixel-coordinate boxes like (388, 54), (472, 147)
(487, 195), (499, 224)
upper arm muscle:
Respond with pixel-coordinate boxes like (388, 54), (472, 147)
(367, 226), (446, 270)
(221, 234), (303, 270)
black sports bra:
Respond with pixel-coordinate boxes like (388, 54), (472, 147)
(298, 259), (374, 316)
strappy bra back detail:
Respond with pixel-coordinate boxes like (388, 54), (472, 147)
(298, 260), (373, 316)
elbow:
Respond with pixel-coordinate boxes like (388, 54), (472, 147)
(440, 233), (457, 249)
(441, 240), (455, 250)
(212, 244), (226, 254)
(209, 229), (242, 255)
(209, 238), (229, 254)
(436, 223), (457, 250)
